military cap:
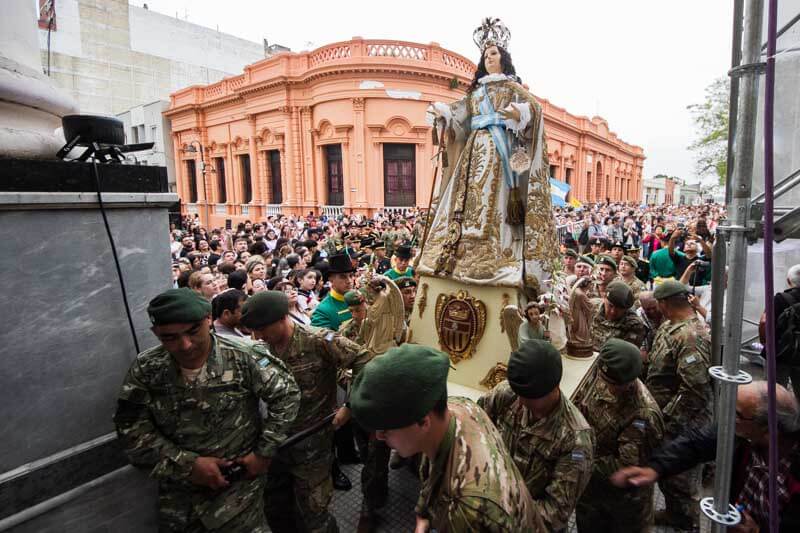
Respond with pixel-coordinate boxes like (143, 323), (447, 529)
(564, 249), (579, 259)
(147, 288), (212, 325)
(327, 252), (356, 275)
(360, 238), (374, 248)
(577, 255), (595, 267)
(395, 245), (413, 260)
(350, 345), (450, 431)
(653, 279), (689, 300)
(606, 280), (634, 309)
(507, 339), (562, 399)
(395, 277), (417, 290)
(620, 255), (638, 269)
(374, 242), (386, 251)
(344, 289), (365, 307)
(598, 338), (642, 384)
(611, 240), (625, 250)
(240, 291), (289, 329)
(626, 244), (641, 252)
(597, 255), (618, 271)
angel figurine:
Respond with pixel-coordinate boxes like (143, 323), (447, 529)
(420, 17), (559, 296)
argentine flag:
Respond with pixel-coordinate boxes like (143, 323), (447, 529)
(550, 178), (570, 207)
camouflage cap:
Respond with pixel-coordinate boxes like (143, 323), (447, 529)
(349, 344), (450, 431)
(653, 279), (688, 300)
(147, 288), (211, 325)
(507, 340), (562, 399)
(344, 289), (365, 307)
(577, 255), (596, 267)
(606, 281), (634, 309)
(564, 249), (579, 259)
(240, 291), (289, 329)
(598, 255), (618, 271)
(620, 255), (638, 269)
(599, 338), (642, 384)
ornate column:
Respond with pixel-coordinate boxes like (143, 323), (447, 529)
(290, 106), (305, 209)
(352, 97), (367, 207)
(300, 106), (316, 206)
(278, 106), (296, 210)
(247, 114), (261, 208)
(226, 132), (237, 207)
(172, 133), (185, 203)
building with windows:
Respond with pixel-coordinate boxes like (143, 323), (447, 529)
(167, 37), (645, 225)
(116, 100), (176, 191)
(642, 175), (681, 205)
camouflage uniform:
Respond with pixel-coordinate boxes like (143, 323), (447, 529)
(572, 366), (665, 532)
(645, 316), (712, 526)
(416, 397), (546, 532)
(262, 324), (371, 533)
(478, 381), (595, 531)
(585, 280), (612, 302)
(337, 317), (363, 344)
(591, 304), (647, 352)
(622, 275), (646, 304)
(113, 334), (301, 532)
(636, 307), (660, 378)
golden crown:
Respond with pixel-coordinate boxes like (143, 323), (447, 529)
(473, 17), (511, 51)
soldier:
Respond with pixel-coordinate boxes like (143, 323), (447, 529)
(636, 291), (664, 378)
(350, 345), (545, 532)
(575, 255), (595, 279)
(311, 253), (355, 332)
(372, 243), (391, 275)
(562, 249), (578, 276)
(627, 245), (650, 285)
(358, 239), (375, 269)
(338, 289), (367, 343)
(619, 255), (646, 304)
(114, 288), (301, 532)
(572, 339), (665, 532)
(609, 240), (626, 266)
(384, 245), (415, 281)
(395, 276), (417, 322)
(240, 291), (371, 533)
(478, 340), (595, 531)
(645, 280), (713, 531)
(586, 255), (619, 301)
(587, 236), (605, 263)
(590, 281), (647, 352)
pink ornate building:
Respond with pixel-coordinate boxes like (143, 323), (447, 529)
(166, 37), (644, 226)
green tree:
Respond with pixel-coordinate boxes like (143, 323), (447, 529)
(687, 78), (730, 185)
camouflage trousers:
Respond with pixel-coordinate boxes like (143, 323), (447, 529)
(354, 424), (391, 513)
(576, 478), (654, 533)
(157, 479), (268, 532)
(264, 429), (339, 533)
(658, 460), (701, 527)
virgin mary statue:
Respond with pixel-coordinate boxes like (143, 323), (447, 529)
(410, 19), (580, 397)
(418, 17), (559, 295)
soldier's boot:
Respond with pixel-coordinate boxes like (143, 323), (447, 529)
(331, 459), (352, 491)
(654, 510), (699, 532)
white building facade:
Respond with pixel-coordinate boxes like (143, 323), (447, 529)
(116, 100), (176, 191)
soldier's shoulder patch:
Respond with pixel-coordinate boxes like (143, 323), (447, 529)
(632, 419), (647, 430)
(258, 357), (271, 368)
(571, 450), (586, 462)
(685, 354), (698, 364)
(324, 331), (335, 342)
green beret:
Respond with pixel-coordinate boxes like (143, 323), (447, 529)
(577, 255), (596, 267)
(620, 255), (638, 269)
(240, 291), (289, 329)
(344, 289), (365, 307)
(606, 281), (634, 309)
(653, 279), (688, 300)
(507, 340), (562, 399)
(148, 288), (211, 325)
(599, 338), (642, 384)
(395, 277), (417, 290)
(598, 255), (618, 270)
(350, 345), (450, 431)
(564, 249), (579, 259)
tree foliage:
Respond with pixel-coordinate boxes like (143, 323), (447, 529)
(687, 78), (730, 185)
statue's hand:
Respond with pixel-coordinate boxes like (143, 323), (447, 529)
(500, 105), (521, 122)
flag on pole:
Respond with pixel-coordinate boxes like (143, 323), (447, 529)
(569, 197), (583, 209)
(550, 178), (570, 207)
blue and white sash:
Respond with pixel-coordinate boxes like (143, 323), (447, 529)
(470, 85), (517, 189)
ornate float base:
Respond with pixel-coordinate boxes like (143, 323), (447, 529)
(410, 275), (596, 401)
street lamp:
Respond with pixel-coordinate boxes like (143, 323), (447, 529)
(182, 141), (215, 227)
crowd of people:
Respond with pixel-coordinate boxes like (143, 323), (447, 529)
(112, 200), (800, 533)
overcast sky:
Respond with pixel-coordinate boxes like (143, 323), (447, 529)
(142, 0), (734, 184)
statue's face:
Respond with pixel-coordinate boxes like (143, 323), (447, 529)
(484, 46), (503, 74)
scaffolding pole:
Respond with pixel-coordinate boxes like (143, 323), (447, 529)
(702, 0), (762, 530)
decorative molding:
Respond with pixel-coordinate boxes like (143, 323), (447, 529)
(352, 97), (366, 110)
(418, 282), (429, 318)
(434, 290), (487, 365)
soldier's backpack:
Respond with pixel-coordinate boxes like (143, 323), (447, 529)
(776, 291), (800, 364)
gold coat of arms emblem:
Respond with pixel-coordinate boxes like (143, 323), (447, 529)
(434, 290), (487, 364)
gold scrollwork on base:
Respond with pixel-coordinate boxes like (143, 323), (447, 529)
(435, 290), (487, 364)
(480, 362), (508, 390)
(418, 283), (429, 319)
